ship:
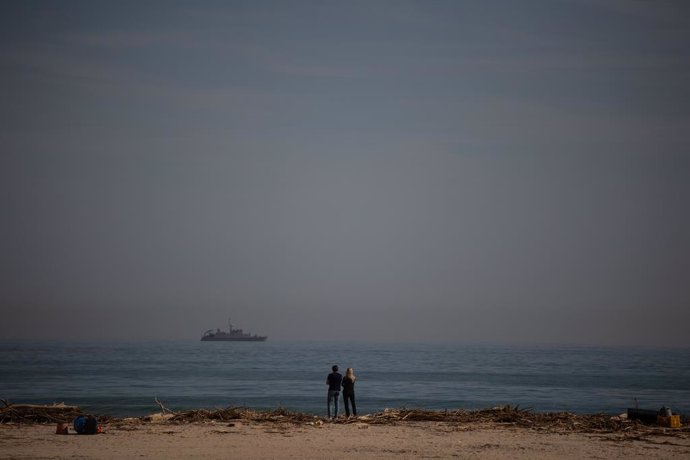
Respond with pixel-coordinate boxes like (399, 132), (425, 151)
(201, 318), (267, 342)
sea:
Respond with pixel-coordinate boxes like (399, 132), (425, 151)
(1, 341), (688, 418)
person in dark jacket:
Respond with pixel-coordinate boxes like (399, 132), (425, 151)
(342, 367), (357, 417)
(326, 365), (343, 419)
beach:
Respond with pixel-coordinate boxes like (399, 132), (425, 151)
(2, 416), (689, 459)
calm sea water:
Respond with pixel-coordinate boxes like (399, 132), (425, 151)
(1, 341), (688, 418)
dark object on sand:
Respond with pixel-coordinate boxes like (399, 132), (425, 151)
(627, 408), (660, 424)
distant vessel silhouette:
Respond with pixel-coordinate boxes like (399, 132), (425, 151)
(201, 318), (267, 342)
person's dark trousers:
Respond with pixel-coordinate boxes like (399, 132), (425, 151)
(343, 392), (356, 417)
(327, 390), (340, 418)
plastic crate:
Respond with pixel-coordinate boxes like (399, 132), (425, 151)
(657, 415), (681, 428)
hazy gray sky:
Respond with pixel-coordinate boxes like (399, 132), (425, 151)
(2, 1), (689, 345)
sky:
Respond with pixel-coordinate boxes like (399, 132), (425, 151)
(1, 1), (689, 346)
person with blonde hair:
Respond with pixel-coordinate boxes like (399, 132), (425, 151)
(341, 367), (357, 417)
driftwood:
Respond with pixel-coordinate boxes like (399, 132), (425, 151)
(351, 406), (690, 441)
(162, 404), (690, 443)
(0, 401), (85, 424)
(361, 406), (629, 431)
(164, 405), (689, 436)
(169, 406), (316, 424)
(154, 396), (174, 415)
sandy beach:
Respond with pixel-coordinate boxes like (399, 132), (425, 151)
(2, 416), (689, 460)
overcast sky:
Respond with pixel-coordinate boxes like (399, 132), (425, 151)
(2, 1), (689, 346)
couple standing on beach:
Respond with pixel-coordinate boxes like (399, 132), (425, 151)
(326, 365), (357, 419)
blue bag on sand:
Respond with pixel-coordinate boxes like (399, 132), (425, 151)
(73, 415), (98, 435)
(73, 415), (86, 433)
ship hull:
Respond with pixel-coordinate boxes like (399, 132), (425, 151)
(201, 336), (267, 342)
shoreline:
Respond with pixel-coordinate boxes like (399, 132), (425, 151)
(2, 403), (688, 430)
